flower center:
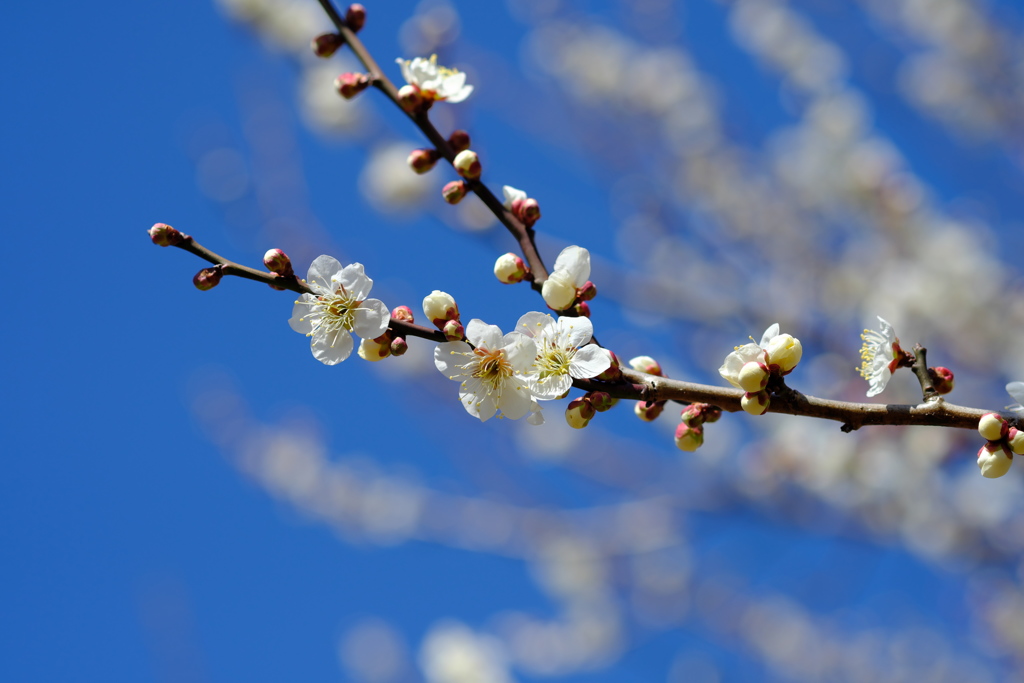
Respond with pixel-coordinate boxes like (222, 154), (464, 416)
(300, 286), (361, 338)
(472, 347), (513, 390)
(536, 340), (574, 379)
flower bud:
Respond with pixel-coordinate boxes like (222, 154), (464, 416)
(442, 319), (465, 341)
(977, 441), (1013, 479)
(397, 84), (423, 113)
(765, 334), (802, 373)
(576, 280), (597, 302)
(358, 334), (391, 362)
(193, 266), (223, 291)
(263, 248), (293, 276)
(345, 3), (366, 32)
(390, 336), (409, 357)
(518, 197), (541, 226)
(566, 397), (596, 429)
(335, 72), (370, 99)
(494, 253), (527, 284)
(634, 400), (665, 422)
(1008, 428), (1024, 456)
(441, 180), (468, 204)
(408, 148), (440, 174)
(148, 222), (183, 246)
(587, 391), (614, 412)
(978, 413), (1007, 442)
(929, 366), (955, 395)
(629, 355), (663, 376)
(680, 404), (702, 427)
(741, 390), (770, 416)
(311, 33), (343, 58)
(737, 361), (769, 393)
(448, 129), (471, 154)
(542, 274), (576, 311)
(423, 290), (459, 328)
(596, 352), (622, 382)
(574, 301), (591, 318)
(703, 406), (722, 423)
(674, 423), (704, 452)
(453, 149), (481, 180)
(391, 305), (415, 324)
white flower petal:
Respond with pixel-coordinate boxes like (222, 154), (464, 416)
(719, 342), (764, 389)
(541, 273), (577, 310)
(445, 84), (473, 103)
(497, 380), (534, 420)
(503, 185), (528, 209)
(569, 345), (612, 379)
(502, 334), (537, 373)
(1006, 381), (1024, 411)
(531, 374), (571, 400)
(352, 298), (390, 339)
(336, 263), (371, 301)
(307, 255), (343, 289)
(515, 311), (552, 339)
(288, 296), (314, 334)
(466, 319), (503, 349)
(556, 316), (593, 348)
(552, 245), (590, 285)
(434, 341), (472, 376)
(311, 328), (354, 365)
(759, 323), (780, 348)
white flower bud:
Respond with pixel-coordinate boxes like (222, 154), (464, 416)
(541, 272), (576, 310)
(674, 423), (704, 452)
(494, 253), (527, 284)
(978, 413), (1007, 442)
(977, 442), (1013, 478)
(357, 335), (391, 362)
(737, 361), (769, 393)
(1008, 428), (1024, 456)
(423, 290), (458, 328)
(565, 397), (595, 429)
(453, 149), (481, 180)
(741, 391), (770, 416)
(765, 333), (802, 373)
(629, 355), (663, 376)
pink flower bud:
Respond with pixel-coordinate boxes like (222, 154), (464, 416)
(576, 280), (597, 302)
(423, 290), (459, 328)
(442, 319), (465, 341)
(977, 441), (1013, 478)
(148, 222), (183, 247)
(702, 406), (722, 423)
(311, 33), (344, 58)
(634, 400), (665, 422)
(345, 3), (366, 32)
(565, 397), (596, 429)
(357, 334), (391, 362)
(929, 366), (955, 395)
(494, 253), (527, 284)
(629, 355), (663, 377)
(448, 130), (471, 154)
(978, 413), (1008, 442)
(574, 301), (591, 318)
(518, 198), (541, 227)
(408, 148), (440, 174)
(674, 423), (704, 452)
(397, 84), (424, 113)
(453, 149), (481, 180)
(193, 266), (223, 291)
(586, 391), (614, 412)
(263, 248), (293, 276)
(390, 336), (409, 357)
(596, 352), (622, 382)
(1008, 428), (1024, 456)
(741, 391), (770, 416)
(334, 72), (370, 99)
(442, 180), (468, 205)
(391, 305), (415, 324)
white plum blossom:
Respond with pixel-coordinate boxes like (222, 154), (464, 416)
(289, 256), (390, 365)
(542, 245), (590, 310)
(434, 319), (538, 421)
(502, 185), (527, 209)
(720, 323), (803, 395)
(396, 55), (473, 103)
(858, 316), (902, 397)
(515, 312), (612, 399)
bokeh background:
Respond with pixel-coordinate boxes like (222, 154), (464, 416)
(5, 0), (1024, 680)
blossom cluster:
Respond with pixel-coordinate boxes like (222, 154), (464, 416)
(719, 323), (803, 415)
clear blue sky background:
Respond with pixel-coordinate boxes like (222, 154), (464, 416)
(3, 1), (1023, 681)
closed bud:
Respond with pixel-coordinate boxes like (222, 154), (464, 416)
(587, 391), (614, 412)
(423, 290), (459, 328)
(442, 180), (468, 204)
(408, 148), (440, 174)
(1008, 428), (1024, 456)
(541, 274), (576, 311)
(574, 301), (591, 318)
(629, 355), (663, 376)
(977, 441), (1013, 479)
(737, 361), (769, 393)
(494, 253), (527, 284)
(397, 84), (424, 113)
(741, 390), (770, 416)
(335, 72), (370, 99)
(357, 334), (392, 362)
(566, 397), (596, 429)
(148, 222), (183, 247)
(674, 423), (704, 452)
(391, 305), (415, 323)
(311, 33), (343, 58)
(193, 266), (223, 291)
(519, 198), (541, 227)
(390, 336), (409, 357)
(764, 333), (802, 373)
(577, 280), (597, 302)
(680, 404), (703, 427)
(634, 400), (665, 422)
(442, 319), (465, 341)
(702, 406), (722, 423)
(929, 366), (955, 395)
(263, 248), (293, 276)
(453, 149), (481, 180)
(345, 3), (366, 32)
(978, 413), (1008, 442)
(448, 130), (471, 154)
(596, 352), (622, 382)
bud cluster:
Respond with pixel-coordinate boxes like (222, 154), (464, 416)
(357, 305), (414, 362)
(502, 186), (542, 230)
(629, 356), (668, 422)
(565, 391), (615, 429)
(675, 403), (722, 452)
(335, 72), (371, 99)
(720, 324), (804, 417)
(423, 290), (463, 341)
(976, 413), (1024, 478)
